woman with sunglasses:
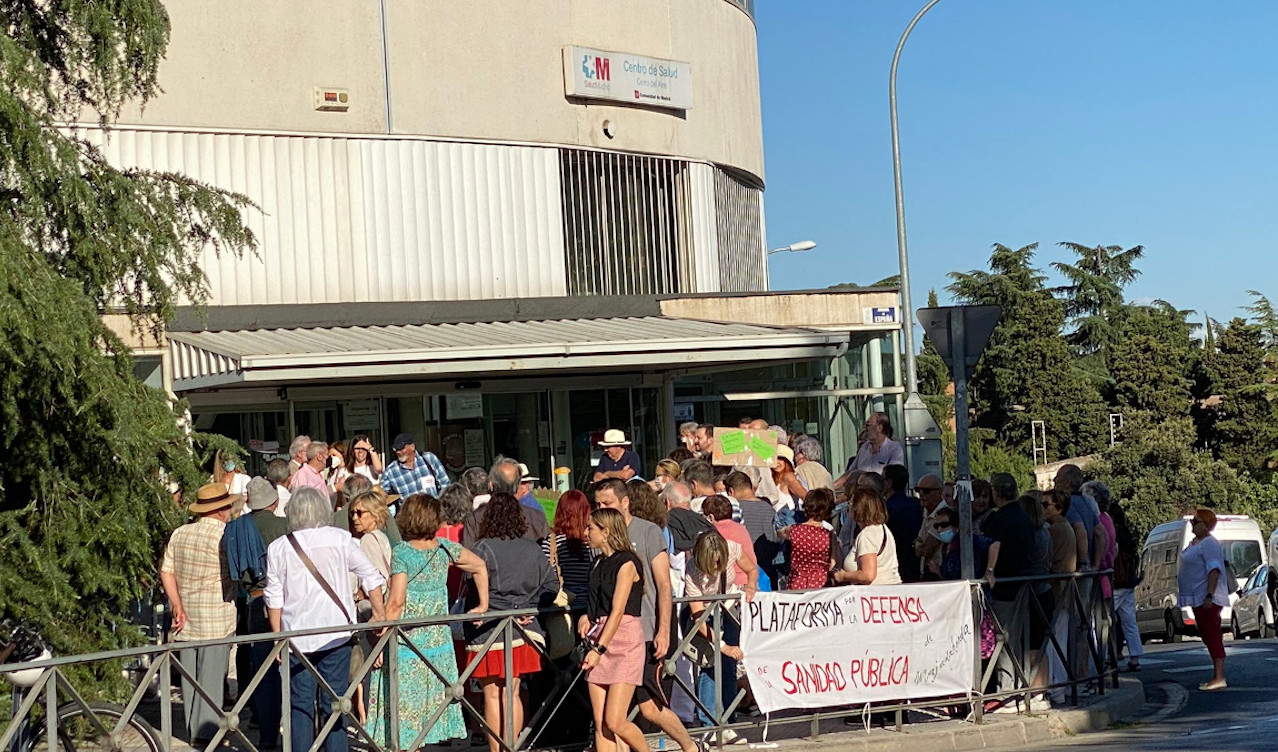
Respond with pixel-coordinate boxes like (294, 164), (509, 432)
(347, 434), (384, 482)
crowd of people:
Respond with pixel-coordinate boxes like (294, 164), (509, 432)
(157, 415), (1144, 752)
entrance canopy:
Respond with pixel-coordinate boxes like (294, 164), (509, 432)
(168, 315), (848, 392)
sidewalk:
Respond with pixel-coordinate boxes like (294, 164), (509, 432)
(716, 678), (1144, 752)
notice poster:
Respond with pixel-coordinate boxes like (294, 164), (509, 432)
(712, 428), (778, 468)
(740, 583), (974, 713)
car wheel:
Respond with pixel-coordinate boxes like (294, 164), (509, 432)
(1165, 612), (1182, 644)
(1261, 612), (1274, 639)
(1231, 614), (1242, 640)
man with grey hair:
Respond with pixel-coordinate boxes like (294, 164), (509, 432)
(287, 435), (311, 475)
(461, 457), (548, 546)
(661, 481), (712, 553)
(793, 435), (833, 492)
(678, 421), (699, 452)
(289, 440), (330, 498)
(266, 457), (293, 518)
(459, 466), (490, 508)
(266, 487), (385, 752)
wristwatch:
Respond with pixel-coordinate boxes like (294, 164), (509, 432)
(592, 644), (608, 655)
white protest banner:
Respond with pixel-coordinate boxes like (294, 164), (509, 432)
(740, 582), (974, 713)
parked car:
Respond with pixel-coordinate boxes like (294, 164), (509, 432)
(1134, 515), (1266, 643)
(1231, 565), (1275, 640)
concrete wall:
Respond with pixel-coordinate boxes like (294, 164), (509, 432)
(115, 0), (764, 182)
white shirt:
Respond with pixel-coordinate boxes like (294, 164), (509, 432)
(472, 493), (491, 510)
(353, 464), (379, 482)
(847, 438), (906, 476)
(228, 473), (251, 497)
(273, 485), (292, 518)
(844, 524), (902, 585)
(264, 526), (385, 653)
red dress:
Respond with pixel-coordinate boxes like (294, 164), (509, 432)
(788, 524), (831, 590)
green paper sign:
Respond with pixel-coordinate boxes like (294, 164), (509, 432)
(748, 435), (776, 461)
(720, 430), (747, 455)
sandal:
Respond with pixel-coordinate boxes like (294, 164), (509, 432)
(1198, 679), (1227, 691)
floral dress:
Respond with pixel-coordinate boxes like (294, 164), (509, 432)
(368, 539), (466, 747)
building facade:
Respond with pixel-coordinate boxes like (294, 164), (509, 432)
(101, 0), (904, 484)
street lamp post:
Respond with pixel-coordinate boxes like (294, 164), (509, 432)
(767, 240), (818, 256)
(890, 0), (945, 394)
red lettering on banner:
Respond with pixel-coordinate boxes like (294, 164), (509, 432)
(847, 655), (910, 688)
(780, 660), (847, 695)
(859, 596), (930, 624)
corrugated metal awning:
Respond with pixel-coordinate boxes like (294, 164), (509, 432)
(168, 316), (848, 391)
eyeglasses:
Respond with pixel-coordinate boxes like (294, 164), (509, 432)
(351, 509), (371, 518)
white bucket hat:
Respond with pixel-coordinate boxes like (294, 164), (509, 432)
(597, 429), (632, 447)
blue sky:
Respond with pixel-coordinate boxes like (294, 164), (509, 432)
(756, 1), (1278, 326)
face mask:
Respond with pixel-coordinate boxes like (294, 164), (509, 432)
(938, 529), (956, 544)
(329, 456), (341, 470)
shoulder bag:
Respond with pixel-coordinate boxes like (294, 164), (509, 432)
(543, 534), (578, 660)
(439, 542), (471, 641)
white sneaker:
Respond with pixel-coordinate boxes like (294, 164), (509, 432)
(1029, 697), (1052, 713)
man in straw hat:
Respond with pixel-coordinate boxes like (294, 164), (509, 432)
(592, 428), (642, 483)
(159, 482), (240, 744)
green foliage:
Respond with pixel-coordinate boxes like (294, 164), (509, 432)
(948, 243), (1109, 460)
(827, 275), (901, 291)
(0, 0), (255, 677)
(1051, 242), (1145, 362)
(1108, 303), (1198, 418)
(1090, 414), (1261, 540)
(1202, 318), (1278, 479)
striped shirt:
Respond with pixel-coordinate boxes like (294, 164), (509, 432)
(160, 517), (237, 641)
(541, 533), (595, 603)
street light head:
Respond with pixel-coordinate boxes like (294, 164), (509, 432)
(768, 240), (818, 255)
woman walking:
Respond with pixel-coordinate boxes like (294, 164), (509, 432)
(1178, 508), (1229, 690)
(580, 508), (651, 752)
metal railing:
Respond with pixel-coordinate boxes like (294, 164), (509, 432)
(1, 572), (1120, 752)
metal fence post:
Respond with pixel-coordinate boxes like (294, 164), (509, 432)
(44, 669), (57, 752)
(280, 639), (291, 752)
(388, 625), (401, 749)
(503, 618), (515, 752)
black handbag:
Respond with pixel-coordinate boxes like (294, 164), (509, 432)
(571, 616), (606, 667)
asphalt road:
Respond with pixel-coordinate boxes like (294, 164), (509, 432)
(1015, 635), (1278, 752)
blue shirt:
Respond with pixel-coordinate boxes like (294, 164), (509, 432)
(1066, 492), (1099, 560)
(379, 451), (451, 504)
(596, 449), (642, 479)
(518, 492), (541, 510)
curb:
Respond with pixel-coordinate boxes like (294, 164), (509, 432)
(766, 679), (1144, 751)
(1046, 677), (1145, 736)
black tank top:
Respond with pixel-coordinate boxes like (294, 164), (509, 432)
(588, 550), (644, 620)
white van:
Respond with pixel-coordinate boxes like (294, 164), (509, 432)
(1134, 515), (1266, 642)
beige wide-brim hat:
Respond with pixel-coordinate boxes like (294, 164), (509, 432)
(188, 482), (241, 514)
(597, 429), (632, 447)
(775, 445), (795, 466)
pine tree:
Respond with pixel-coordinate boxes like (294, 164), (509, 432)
(948, 243), (1109, 461)
(0, 0), (255, 672)
(1205, 318), (1278, 478)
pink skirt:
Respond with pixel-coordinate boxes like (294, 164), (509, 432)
(586, 615), (644, 687)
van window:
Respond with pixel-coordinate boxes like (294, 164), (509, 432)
(1222, 540), (1262, 581)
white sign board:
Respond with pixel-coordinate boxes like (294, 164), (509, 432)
(740, 582), (974, 713)
(341, 400), (380, 432)
(445, 394), (484, 420)
(563, 46), (693, 111)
